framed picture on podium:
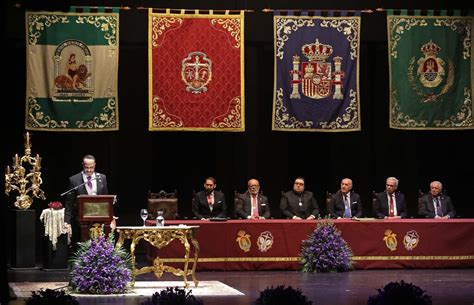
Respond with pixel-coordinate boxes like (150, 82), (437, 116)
(78, 195), (115, 222)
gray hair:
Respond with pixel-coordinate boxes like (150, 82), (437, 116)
(430, 181), (443, 189)
(386, 177), (399, 189)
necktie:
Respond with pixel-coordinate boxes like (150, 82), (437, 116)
(251, 194), (259, 218)
(207, 194), (213, 212)
(343, 194), (351, 218)
(87, 176), (92, 189)
(435, 197), (443, 217)
(389, 194), (394, 217)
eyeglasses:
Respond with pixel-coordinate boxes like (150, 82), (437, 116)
(386, 184), (395, 187)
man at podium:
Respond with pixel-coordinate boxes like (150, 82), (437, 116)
(64, 155), (108, 242)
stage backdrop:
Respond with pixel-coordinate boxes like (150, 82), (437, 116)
(148, 9), (245, 131)
(25, 9), (120, 131)
(272, 11), (361, 132)
(388, 11), (474, 130)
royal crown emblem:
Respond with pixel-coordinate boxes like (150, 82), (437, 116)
(383, 229), (398, 251)
(416, 40), (445, 88)
(181, 51), (212, 94)
(236, 230), (251, 252)
(289, 39), (345, 100)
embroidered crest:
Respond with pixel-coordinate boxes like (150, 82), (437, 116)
(257, 231), (274, 252)
(53, 39), (93, 102)
(289, 39), (344, 100)
(383, 229), (397, 251)
(417, 40), (445, 88)
(403, 230), (420, 251)
(181, 51), (212, 94)
(236, 230), (251, 252)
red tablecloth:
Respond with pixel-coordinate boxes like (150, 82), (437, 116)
(144, 219), (474, 270)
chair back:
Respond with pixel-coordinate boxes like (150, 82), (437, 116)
(148, 190), (178, 220)
(234, 190), (246, 219)
(326, 191), (333, 214)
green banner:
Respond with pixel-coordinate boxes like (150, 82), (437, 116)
(387, 14), (474, 130)
(26, 11), (119, 131)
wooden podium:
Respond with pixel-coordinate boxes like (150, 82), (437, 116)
(78, 195), (115, 241)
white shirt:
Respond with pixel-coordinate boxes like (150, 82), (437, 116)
(386, 193), (398, 216)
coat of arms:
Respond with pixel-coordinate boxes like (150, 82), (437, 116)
(417, 40), (445, 88)
(181, 51), (212, 94)
(53, 39), (93, 102)
(383, 229), (398, 251)
(289, 39), (345, 100)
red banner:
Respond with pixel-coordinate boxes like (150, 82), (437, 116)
(149, 9), (245, 131)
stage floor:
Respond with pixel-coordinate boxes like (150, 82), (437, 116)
(8, 268), (474, 305)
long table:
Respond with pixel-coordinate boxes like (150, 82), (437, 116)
(145, 219), (474, 270)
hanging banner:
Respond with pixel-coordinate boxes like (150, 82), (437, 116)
(272, 12), (361, 132)
(25, 10), (119, 131)
(388, 11), (474, 130)
(148, 9), (245, 131)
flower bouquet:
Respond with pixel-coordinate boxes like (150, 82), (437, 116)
(252, 285), (312, 305)
(141, 287), (203, 305)
(300, 221), (352, 272)
(26, 289), (79, 305)
(367, 280), (432, 305)
(69, 231), (132, 294)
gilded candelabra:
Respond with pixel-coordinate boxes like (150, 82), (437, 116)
(5, 132), (45, 209)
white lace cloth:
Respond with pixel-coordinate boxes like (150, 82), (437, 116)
(40, 208), (72, 250)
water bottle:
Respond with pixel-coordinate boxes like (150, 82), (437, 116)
(156, 210), (165, 227)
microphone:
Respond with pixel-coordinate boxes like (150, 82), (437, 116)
(60, 174), (101, 197)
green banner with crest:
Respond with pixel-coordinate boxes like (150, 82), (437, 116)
(387, 12), (474, 130)
(25, 10), (119, 131)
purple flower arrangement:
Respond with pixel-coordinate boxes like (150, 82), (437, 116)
(26, 289), (79, 305)
(141, 287), (204, 305)
(300, 221), (353, 272)
(69, 233), (132, 294)
(252, 285), (312, 305)
(367, 280), (432, 305)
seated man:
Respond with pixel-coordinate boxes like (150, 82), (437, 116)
(418, 181), (455, 219)
(374, 177), (408, 219)
(235, 178), (271, 220)
(192, 177), (226, 220)
(327, 178), (363, 219)
(280, 177), (319, 220)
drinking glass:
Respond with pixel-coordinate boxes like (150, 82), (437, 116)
(140, 209), (148, 226)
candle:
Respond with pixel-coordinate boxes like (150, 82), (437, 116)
(26, 132), (30, 147)
(5, 166), (10, 175)
(36, 154), (41, 168)
(15, 154), (19, 167)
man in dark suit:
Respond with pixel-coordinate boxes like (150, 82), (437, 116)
(64, 155), (109, 241)
(235, 178), (271, 219)
(192, 177), (226, 220)
(280, 177), (319, 220)
(373, 177), (408, 218)
(327, 178), (363, 219)
(419, 180), (455, 219)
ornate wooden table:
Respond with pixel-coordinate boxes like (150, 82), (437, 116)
(115, 225), (200, 287)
